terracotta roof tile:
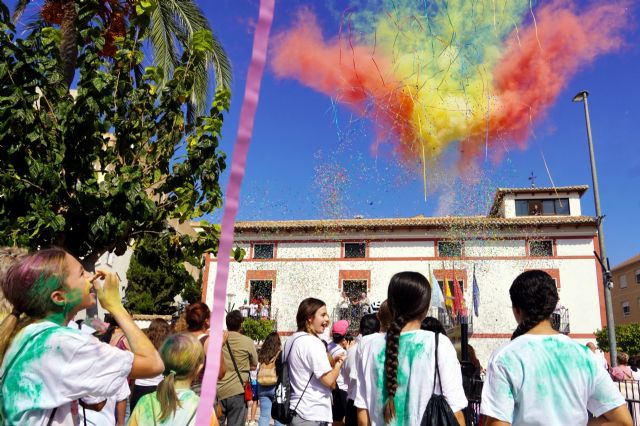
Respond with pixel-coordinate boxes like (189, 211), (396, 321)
(612, 254), (640, 271)
(224, 215), (596, 233)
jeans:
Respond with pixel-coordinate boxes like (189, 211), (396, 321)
(257, 384), (282, 426)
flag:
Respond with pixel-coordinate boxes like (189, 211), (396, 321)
(472, 265), (480, 317)
(452, 266), (464, 317)
(428, 266), (445, 309)
(443, 262), (454, 313)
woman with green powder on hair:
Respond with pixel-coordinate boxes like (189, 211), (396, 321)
(0, 247), (164, 425)
(481, 270), (632, 426)
(354, 271), (467, 426)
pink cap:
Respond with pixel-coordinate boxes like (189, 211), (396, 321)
(331, 320), (349, 336)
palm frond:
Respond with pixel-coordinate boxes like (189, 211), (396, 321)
(12, 0), (31, 22)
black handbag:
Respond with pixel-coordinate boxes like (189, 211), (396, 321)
(420, 332), (460, 426)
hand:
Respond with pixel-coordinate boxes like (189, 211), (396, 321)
(334, 353), (346, 366)
(93, 270), (125, 313)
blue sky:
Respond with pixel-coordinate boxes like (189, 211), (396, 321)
(200, 0), (640, 266)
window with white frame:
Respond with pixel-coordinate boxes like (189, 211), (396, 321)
(620, 275), (628, 289)
(622, 301), (630, 317)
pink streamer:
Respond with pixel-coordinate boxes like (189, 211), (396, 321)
(195, 0), (275, 424)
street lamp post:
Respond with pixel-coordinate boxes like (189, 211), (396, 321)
(572, 90), (617, 367)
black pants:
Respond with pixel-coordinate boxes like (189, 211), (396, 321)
(130, 384), (157, 411)
(345, 399), (357, 426)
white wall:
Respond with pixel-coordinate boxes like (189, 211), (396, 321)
(369, 241), (435, 258)
(277, 242), (339, 258)
(556, 238), (594, 256)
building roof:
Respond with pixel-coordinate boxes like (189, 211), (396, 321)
(612, 253), (640, 271)
(488, 186), (589, 217)
(198, 215), (596, 234)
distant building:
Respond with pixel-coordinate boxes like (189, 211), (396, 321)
(200, 185), (607, 363)
(611, 254), (640, 325)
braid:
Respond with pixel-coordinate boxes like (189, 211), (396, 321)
(510, 270), (559, 340)
(383, 316), (406, 423)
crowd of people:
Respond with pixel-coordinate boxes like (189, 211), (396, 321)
(0, 246), (636, 425)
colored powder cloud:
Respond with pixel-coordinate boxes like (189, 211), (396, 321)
(271, 0), (630, 174)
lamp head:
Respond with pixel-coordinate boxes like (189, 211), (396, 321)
(572, 90), (589, 102)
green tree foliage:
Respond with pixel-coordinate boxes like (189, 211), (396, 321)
(0, 0), (237, 267)
(241, 318), (276, 343)
(595, 323), (640, 355)
(124, 234), (196, 314)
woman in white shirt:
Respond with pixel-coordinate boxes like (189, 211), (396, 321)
(284, 297), (346, 426)
(354, 271), (467, 426)
(481, 270), (632, 426)
(0, 247), (164, 425)
(130, 318), (171, 410)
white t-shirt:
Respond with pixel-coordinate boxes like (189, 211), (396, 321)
(481, 334), (626, 425)
(80, 381), (130, 426)
(134, 374), (163, 387)
(344, 336), (362, 401)
(284, 332), (333, 422)
(354, 330), (467, 426)
(327, 342), (348, 392)
(0, 321), (133, 426)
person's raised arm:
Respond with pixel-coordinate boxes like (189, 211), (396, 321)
(94, 271), (164, 378)
(588, 405), (633, 426)
(318, 353), (346, 388)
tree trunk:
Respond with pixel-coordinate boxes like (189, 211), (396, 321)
(59, 0), (78, 86)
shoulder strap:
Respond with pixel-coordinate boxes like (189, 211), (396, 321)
(285, 334), (314, 411)
(226, 340), (248, 383)
(46, 407), (57, 426)
(431, 332), (443, 395)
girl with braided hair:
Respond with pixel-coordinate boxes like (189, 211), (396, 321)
(354, 272), (467, 425)
(481, 270), (632, 426)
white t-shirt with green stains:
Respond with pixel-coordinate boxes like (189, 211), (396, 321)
(354, 330), (467, 426)
(481, 333), (626, 425)
(0, 321), (133, 426)
(128, 389), (199, 425)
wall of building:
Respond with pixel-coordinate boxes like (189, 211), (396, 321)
(205, 232), (602, 365)
(612, 257), (640, 325)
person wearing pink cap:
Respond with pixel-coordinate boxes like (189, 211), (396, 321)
(328, 319), (352, 426)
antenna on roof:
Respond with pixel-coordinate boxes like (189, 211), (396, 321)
(528, 171), (537, 188)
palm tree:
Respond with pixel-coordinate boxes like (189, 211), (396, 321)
(13, 0), (231, 114)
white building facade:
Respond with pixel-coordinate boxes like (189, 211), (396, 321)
(202, 186), (607, 364)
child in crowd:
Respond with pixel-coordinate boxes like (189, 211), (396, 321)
(343, 314), (380, 426)
(129, 332), (205, 425)
(285, 298), (346, 426)
(0, 247), (26, 321)
(257, 332), (282, 426)
(328, 320), (351, 426)
(131, 318), (172, 410)
(481, 270), (632, 425)
(0, 247), (164, 425)
(354, 272), (467, 426)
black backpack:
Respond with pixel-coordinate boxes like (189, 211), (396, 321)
(271, 335), (313, 424)
(420, 332), (460, 426)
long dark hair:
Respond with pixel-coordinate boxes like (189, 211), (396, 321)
(259, 332), (281, 364)
(383, 272), (431, 423)
(510, 270), (558, 340)
(295, 298), (326, 334)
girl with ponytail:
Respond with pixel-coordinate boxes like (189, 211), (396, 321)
(481, 270), (632, 426)
(129, 332), (205, 425)
(0, 248), (164, 425)
(354, 272), (466, 425)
